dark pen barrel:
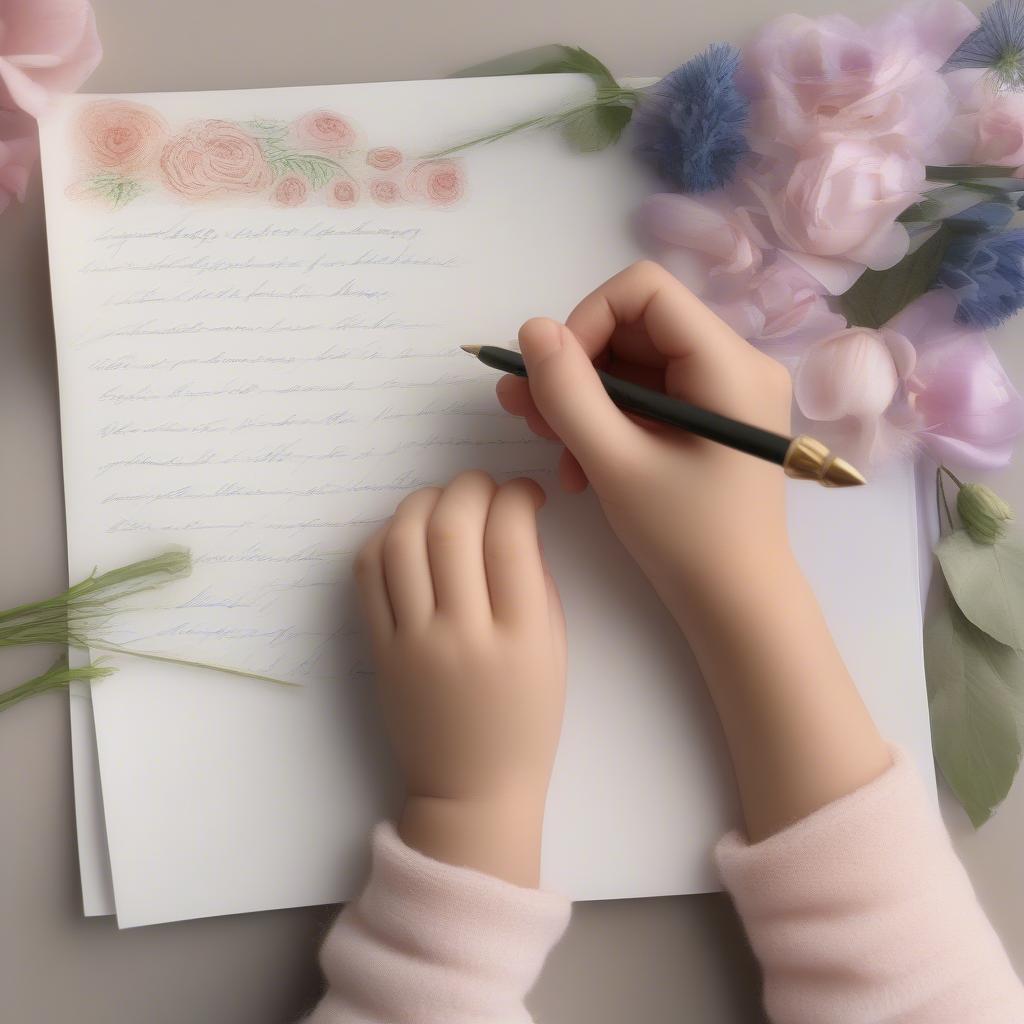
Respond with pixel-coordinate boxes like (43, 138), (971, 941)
(474, 345), (791, 466)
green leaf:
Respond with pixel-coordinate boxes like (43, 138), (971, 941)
(925, 590), (1024, 826)
(926, 164), (1021, 181)
(936, 529), (1024, 650)
(267, 152), (340, 189)
(452, 44), (619, 91)
(241, 118), (288, 133)
(561, 102), (633, 152)
(841, 224), (951, 329)
(897, 184), (1014, 225)
(82, 173), (145, 209)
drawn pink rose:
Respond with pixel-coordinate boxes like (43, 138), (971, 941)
(369, 178), (402, 205)
(407, 160), (465, 206)
(0, 0), (102, 118)
(294, 110), (355, 152)
(74, 99), (168, 174)
(366, 146), (402, 170)
(273, 174), (307, 206)
(160, 120), (273, 199)
(329, 179), (360, 206)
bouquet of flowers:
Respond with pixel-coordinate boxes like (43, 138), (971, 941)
(446, 1), (1024, 827)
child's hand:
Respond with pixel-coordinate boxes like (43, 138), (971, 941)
(497, 260), (794, 625)
(355, 471), (566, 887)
(501, 262), (891, 841)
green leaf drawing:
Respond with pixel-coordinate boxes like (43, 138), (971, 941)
(936, 529), (1024, 651)
(268, 152), (341, 189)
(925, 588), (1024, 826)
(241, 118), (289, 143)
(453, 43), (619, 91)
(561, 102), (633, 152)
(83, 173), (145, 209)
(841, 224), (951, 329)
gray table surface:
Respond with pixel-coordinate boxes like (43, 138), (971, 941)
(3, 1), (1022, 1021)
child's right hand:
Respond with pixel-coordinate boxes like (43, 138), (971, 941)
(502, 261), (891, 841)
(497, 261), (795, 625)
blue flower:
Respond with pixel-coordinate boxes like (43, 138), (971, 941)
(937, 228), (1024, 327)
(945, 200), (1016, 232)
(944, 0), (1024, 88)
(633, 43), (749, 193)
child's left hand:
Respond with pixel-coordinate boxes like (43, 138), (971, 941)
(355, 471), (566, 887)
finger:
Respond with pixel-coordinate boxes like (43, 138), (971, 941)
(525, 408), (560, 441)
(496, 374), (533, 415)
(427, 470), (497, 617)
(382, 487), (442, 630)
(543, 566), (567, 672)
(558, 448), (588, 492)
(483, 478), (548, 623)
(565, 261), (750, 403)
(353, 525), (394, 639)
(519, 317), (645, 479)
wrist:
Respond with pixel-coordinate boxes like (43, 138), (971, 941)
(660, 540), (802, 633)
(399, 792), (547, 888)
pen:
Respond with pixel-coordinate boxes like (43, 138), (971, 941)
(461, 344), (865, 488)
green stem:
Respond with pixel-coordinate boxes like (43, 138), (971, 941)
(424, 90), (639, 159)
(936, 466), (956, 533)
(0, 659), (115, 712)
(86, 641), (296, 687)
(940, 465), (965, 489)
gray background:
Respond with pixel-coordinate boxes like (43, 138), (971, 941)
(2, 1), (1021, 1021)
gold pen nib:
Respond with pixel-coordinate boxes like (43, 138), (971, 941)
(460, 344), (482, 355)
(784, 435), (866, 488)
(823, 456), (866, 487)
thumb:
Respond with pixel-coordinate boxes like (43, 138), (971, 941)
(519, 317), (642, 479)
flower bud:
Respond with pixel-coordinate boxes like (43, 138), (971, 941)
(957, 483), (1014, 544)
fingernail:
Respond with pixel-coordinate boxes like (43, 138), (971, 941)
(520, 318), (564, 364)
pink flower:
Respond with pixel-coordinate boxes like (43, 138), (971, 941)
(889, 295), (1024, 469)
(407, 160), (465, 206)
(369, 178), (402, 205)
(637, 192), (766, 288)
(74, 99), (167, 174)
(638, 193), (843, 351)
(273, 174), (307, 206)
(328, 179), (359, 206)
(293, 109), (355, 153)
(710, 256), (847, 353)
(739, 2), (977, 156)
(366, 146), (402, 170)
(0, 109), (36, 213)
(794, 292), (1024, 468)
(160, 121), (273, 199)
(0, 0), (102, 117)
(933, 70), (1024, 171)
(795, 325), (916, 427)
(745, 142), (921, 275)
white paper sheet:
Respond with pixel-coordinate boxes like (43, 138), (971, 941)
(41, 75), (934, 927)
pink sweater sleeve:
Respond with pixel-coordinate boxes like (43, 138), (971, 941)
(716, 748), (1024, 1023)
(307, 823), (570, 1024)
(309, 753), (1023, 1023)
